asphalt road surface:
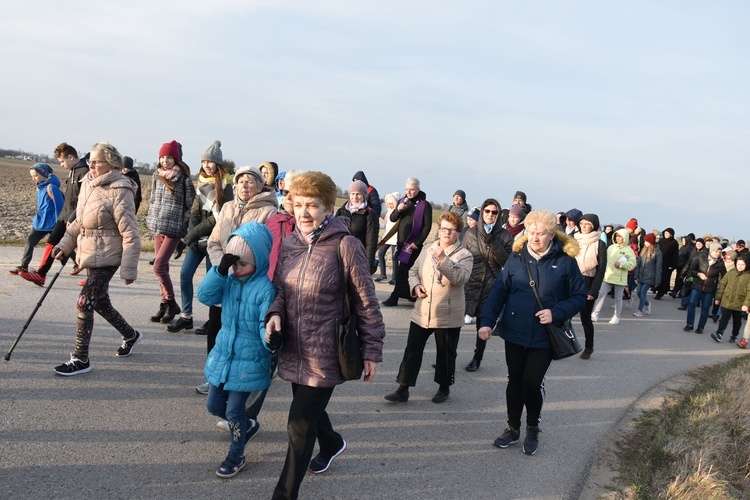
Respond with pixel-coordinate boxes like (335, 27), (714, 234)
(1, 246), (745, 499)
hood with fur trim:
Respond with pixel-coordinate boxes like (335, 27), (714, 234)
(512, 230), (580, 258)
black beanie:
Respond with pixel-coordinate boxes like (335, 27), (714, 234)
(513, 191), (527, 203)
(454, 190), (466, 202)
(580, 213), (600, 230)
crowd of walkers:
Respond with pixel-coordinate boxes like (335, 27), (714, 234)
(6, 140), (750, 497)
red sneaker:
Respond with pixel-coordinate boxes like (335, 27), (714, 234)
(739, 338), (748, 349)
(19, 270), (45, 287)
(79, 279), (87, 286)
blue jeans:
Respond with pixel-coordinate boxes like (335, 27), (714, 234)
(377, 244), (398, 280)
(686, 289), (715, 329)
(179, 247), (211, 316)
(636, 282), (651, 312)
(206, 384), (252, 458)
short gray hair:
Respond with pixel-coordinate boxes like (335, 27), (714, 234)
(91, 142), (123, 169)
(405, 177), (420, 188)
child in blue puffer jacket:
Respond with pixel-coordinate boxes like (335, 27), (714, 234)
(197, 222), (276, 479)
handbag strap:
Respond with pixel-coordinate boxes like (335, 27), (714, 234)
(523, 258), (545, 311)
(337, 238), (351, 321)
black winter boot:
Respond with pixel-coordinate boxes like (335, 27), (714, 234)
(150, 302), (168, 322)
(161, 299), (181, 324)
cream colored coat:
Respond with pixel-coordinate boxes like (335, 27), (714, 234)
(57, 169), (141, 281)
(408, 240), (473, 329)
(207, 188), (278, 263)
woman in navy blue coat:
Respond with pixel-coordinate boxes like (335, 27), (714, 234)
(478, 210), (586, 456)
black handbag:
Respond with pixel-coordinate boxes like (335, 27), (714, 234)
(524, 260), (582, 360)
(336, 238), (365, 380)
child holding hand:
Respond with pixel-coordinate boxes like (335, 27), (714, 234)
(197, 222), (276, 479)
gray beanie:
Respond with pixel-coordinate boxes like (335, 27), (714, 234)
(201, 140), (223, 165)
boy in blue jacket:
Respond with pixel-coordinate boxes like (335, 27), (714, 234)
(10, 163), (64, 279)
(197, 222), (276, 479)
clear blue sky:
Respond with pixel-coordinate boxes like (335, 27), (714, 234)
(3, 1), (748, 239)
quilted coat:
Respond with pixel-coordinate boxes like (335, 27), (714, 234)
(146, 170), (196, 238)
(266, 216), (385, 388)
(199, 222), (276, 392)
(57, 169), (141, 281)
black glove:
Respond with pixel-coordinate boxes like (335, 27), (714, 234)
(218, 253), (240, 276)
(483, 232), (495, 244)
(267, 330), (283, 350)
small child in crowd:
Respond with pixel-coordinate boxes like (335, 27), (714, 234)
(712, 255), (750, 344)
(197, 222), (276, 479)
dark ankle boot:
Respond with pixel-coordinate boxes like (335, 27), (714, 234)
(161, 299), (181, 324)
(150, 302), (168, 322)
(384, 385), (409, 403)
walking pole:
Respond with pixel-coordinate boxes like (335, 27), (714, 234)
(4, 261), (67, 361)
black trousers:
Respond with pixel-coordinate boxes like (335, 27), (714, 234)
(580, 298), (595, 349)
(389, 246), (421, 300)
(717, 308), (744, 338)
(272, 384), (340, 500)
(397, 322), (460, 388)
(504, 340), (553, 428)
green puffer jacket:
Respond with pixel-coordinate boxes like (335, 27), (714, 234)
(716, 268), (750, 311)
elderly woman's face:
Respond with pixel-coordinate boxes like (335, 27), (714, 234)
(508, 214), (521, 226)
(294, 195), (331, 234)
(482, 205), (499, 225)
(349, 191), (365, 205)
(527, 222), (553, 254)
(89, 150), (115, 178)
(235, 174), (261, 202)
(438, 220), (460, 247)
(386, 198), (396, 210)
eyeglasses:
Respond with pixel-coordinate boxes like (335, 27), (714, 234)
(280, 190), (290, 197)
(483, 209), (499, 215)
(89, 160), (109, 167)
(439, 227), (457, 234)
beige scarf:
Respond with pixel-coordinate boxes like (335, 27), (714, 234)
(575, 231), (601, 277)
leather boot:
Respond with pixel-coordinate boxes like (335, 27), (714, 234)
(150, 302), (168, 322)
(465, 358), (481, 372)
(161, 299), (181, 323)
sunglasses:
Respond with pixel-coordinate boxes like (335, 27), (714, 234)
(483, 209), (499, 215)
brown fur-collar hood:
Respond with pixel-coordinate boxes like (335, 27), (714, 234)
(512, 230), (580, 258)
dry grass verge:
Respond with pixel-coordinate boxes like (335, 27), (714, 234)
(616, 355), (750, 498)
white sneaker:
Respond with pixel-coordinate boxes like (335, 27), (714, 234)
(591, 313), (598, 322)
(464, 315), (475, 325)
(608, 316), (620, 325)
(645, 303), (651, 315)
(216, 420), (230, 432)
(625, 297), (634, 308)
(632, 310), (642, 317)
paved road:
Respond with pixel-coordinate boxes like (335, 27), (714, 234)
(0, 245), (746, 499)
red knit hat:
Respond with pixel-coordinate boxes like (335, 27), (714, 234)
(158, 140), (182, 162)
(626, 218), (638, 231)
(644, 233), (656, 245)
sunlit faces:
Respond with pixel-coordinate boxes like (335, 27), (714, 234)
(710, 247), (722, 259)
(508, 214), (521, 227)
(293, 195), (332, 234)
(386, 197), (396, 210)
(235, 174), (261, 202)
(281, 190), (293, 214)
(482, 205), (499, 225)
(201, 160), (218, 176)
(349, 191), (365, 205)
(404, 183), (419, 199)
(579, 220), (594, 234)
(438, 223), (459, 246)
(88, 150), (115, 178)
(526, 223), (553, 254)
(736, 259), (747, 272)
(29, 169), (45, 184)
(453, 194), (463, 205)
(260, 166), (272, 184)
(159, 155), (175, 169)
(56, 154), (77, 171)
(232, 259), (256, 277)
(614, 233), (624, 244)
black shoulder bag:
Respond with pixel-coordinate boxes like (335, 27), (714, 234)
(337, 238), (365, 380)
(524, 259), (582, 360)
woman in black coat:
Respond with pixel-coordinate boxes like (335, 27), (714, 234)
(462, 198), (513, 372)
(655, 227), (679, 299)
(336, 180), (379, 273)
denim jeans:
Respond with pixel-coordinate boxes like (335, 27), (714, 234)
(686, 289), (715, 329)
(377, 244), (397, 280)
(179, 247), (211, 316)
(636, 282), (651, 312)
(206, 384), (252, 459)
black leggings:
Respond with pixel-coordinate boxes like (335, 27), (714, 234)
(580, 298), (595, 349)
(717, 308), (743, 338)
(74, 266), (136, 360)
(504, 340), (553, 428)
